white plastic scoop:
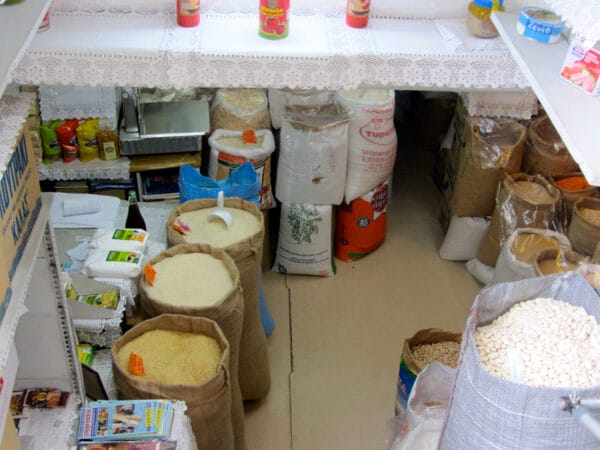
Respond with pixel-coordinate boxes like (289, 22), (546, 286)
(206, 190), (233, 230)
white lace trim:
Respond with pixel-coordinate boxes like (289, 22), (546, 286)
(462, 90), (538, 119)
(38, 84), (119, 122)
(543, 0), (600, 48)
(0, 93), (35, 173)
(14, 0), (529, 91)
(38, 157), (131, 181)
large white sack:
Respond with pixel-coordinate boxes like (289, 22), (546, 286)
(439, 216), (489, 261)
(335, 89), (398, 203)
(465, 258), (494, 285)
(268, 88), (333, 129)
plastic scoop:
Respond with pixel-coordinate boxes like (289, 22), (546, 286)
(206, 190), (233, 230)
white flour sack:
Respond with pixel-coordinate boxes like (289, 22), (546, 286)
(208, 129), (276, 209)
(276, 104), (351, 205)
(273, 202), (335, 277)
(335, 89), (398, 203)
(268, 88), (333, 129)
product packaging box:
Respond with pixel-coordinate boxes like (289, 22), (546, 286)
(0, 127), (42, 318)
(560, 38), (600, 96)
(65, 274), (120, 320)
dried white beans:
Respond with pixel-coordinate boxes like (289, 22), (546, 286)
(474, 297), (600, 388)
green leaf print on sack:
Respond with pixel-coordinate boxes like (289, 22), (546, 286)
(288, 203), (322, 244)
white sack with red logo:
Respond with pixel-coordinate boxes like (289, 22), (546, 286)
(335, 89), (398, 203)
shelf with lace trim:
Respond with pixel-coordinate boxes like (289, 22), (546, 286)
(14, 1), (530, 91)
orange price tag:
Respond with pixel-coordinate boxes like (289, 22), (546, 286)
(128, 352), (145, 376)
(144, 263), (157, 286)
(169, 220), (186, 235)
(242, 130), (257, 144)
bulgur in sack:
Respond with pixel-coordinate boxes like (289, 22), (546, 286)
(534, 247), (585, 276)
(139, 244), (245, 450)
(211, 88), (271, 131)
(112, 314), (234, 450)
(167, 198), (270, 401)
(569, 197), (600, 256)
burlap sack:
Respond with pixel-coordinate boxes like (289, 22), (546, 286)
(477, 173), (563, 267)
(448, 117), (526, 218)
(439, 273), (600, 449)
(551, 172), (597, 221)
(534, 247), (585, 277)
(594, 241), (600, 263)
(522, 115), (578, 176)
(395, 329), (461, 416)
(139, 244), (245, 450)
(167, 198), (270, 400)
(568, 197), (600, 256)
(489, 228), (571, 286)
(112, 314), (234, 450)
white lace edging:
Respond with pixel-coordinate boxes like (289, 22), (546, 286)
(0, 93), (36, 173)
(462, 90), (538, 119)
(543, 0), (600, 48)
(38, 157), (131, 181)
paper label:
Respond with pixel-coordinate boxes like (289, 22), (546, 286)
(106, 250), (141, 264)
(242, 130), (257, 144)
(112, 229), (145, 242)
(144, 263), (157, 286)
(129, 352), (145, 376)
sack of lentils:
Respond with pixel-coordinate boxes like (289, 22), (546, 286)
(167, 197), (270, 401)
(439, 272), (600, 449)
(477, 173), (564, 267)
(395, 329), (461, 416)
(552, 172), (597, 221)
(112, 314), (234, 450)
(568, 197), (600, 256)
(138, 244), (246, 450)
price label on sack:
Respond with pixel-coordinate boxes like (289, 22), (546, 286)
(144, 263), (157, 286)
(128, 352), (145, 376)
(242, 130), (257, 144)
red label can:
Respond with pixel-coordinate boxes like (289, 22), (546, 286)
(38, 11), (50, 32)
(346, 0), (370, 28)
(259, 0), (289, 39)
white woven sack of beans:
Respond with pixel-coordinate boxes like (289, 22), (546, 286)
(439, 216), (490, 261)
(439, 272), (600, 450)
(268, 88), (333, 129)
(334, 89), (398, 203)
(488, 228), (572, 287)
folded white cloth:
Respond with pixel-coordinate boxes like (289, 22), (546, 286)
(63, 198), (102, 217)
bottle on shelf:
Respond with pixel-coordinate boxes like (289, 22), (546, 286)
(125, 191), (147, 230)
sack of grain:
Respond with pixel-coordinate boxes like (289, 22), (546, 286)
(167, 198), (270, 401)
(112, 314), (233, 450)
(268, 88), (333, 129)
(276, 104), (351, 205)
(439, 216), (490, 261)
(395, 329), (461, 416)
(489, 228), (572, 286)
(448, 117), (526, 218)
(534, 247), (585, 277)
(522, 115), (578, 176)
(552, 172), (597, 221)
(334, 89), (398, 203)
(569, 197), (600, 256)
(439, 272), (600, 449)
(139, 244), (245, 450)
(465, 258), (495, 284)
(273, 202), (335, 276)
(208, 129), (276, 210)
(477, 173), (564, 267)
(211, 89), (271, 131)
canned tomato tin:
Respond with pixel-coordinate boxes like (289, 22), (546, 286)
(259, 0), (289, 39)
(38, 11), (50, 32)
(516, 7), (565, 44)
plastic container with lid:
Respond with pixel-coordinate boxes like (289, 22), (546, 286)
(516, 7), (565, 44)
(467, 0), (504, 38)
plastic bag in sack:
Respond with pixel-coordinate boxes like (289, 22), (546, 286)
(178, 161), (261, 204)
(388, 363), (455, 450)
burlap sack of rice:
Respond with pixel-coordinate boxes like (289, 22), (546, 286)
(139, 244), (245, 450)
(395, 329), (461, 416)
(568, 197), (600, 256)
(448, 117), (526, 218)
(167, 198), (270, 400)
(211, 88), (271, 131)
(534, 247), (585, 276)
(551, 172), (597, 223)
(112, 314), (233, 450)
(489, 228), (572, 286)
(522, 115), (578, 176)
(477, 173), (563, 267)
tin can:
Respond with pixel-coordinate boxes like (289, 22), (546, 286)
(38, 11), (50, 32)
(346, 0), (370, 28)
(177, 0), (200, 27)
(259, 0), (289, 39)
(516, 7), (565, 44)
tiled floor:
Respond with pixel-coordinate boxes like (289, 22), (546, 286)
(244, 149), (482, 450)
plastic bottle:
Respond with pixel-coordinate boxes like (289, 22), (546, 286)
(346, 0), (370, 28)
(125, 191), (147, 231)
(177, 0), (200, 27)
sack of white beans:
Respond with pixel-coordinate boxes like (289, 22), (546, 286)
(439, 272), (600, 449)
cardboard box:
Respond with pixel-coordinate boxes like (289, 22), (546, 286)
(560, 38), (600, 96)
(65, 274), (120, 320)
(0, 129), (42, 282)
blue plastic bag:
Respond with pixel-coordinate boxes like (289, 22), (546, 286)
(178, 161), (261, 204)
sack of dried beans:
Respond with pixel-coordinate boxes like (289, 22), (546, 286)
(569, 197), (600, 256)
